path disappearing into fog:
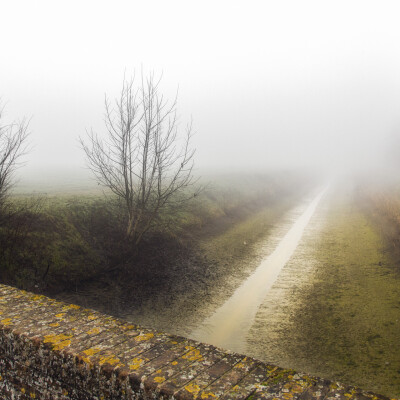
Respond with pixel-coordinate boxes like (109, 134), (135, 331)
(190, 186), (328, 353)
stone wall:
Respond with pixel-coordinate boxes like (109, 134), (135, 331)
(0, 284), (394, 400)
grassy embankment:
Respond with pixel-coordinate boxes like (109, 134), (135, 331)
(50, 172), (314, 334)
(360, 183), (400, 263)
(280, 187), (400, 398)
(0, 172), (313, 308)
(117, 176), (310, 335)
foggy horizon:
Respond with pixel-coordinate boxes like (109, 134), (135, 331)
(2, 3), (400, 396)
(2, 0), (400, 187)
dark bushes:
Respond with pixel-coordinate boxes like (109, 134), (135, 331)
(0, 172), (314, 293)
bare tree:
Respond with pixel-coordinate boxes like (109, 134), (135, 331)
(0, 103), (30, 209)
(80, 73), (198, 246)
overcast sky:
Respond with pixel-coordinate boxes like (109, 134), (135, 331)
(2, 0), (400, 181)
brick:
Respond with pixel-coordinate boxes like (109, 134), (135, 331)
(0, 284), (396, 400)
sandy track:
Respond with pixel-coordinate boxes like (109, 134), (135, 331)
(190, 187), (328, 352)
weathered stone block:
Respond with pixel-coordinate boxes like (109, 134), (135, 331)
(0, 284), (396, 400)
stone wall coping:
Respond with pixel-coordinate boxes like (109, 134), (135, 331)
(0, 284), (397, 400)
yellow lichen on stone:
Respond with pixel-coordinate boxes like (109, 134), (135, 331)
(86, 327), (101, 335)
(267, 365), (279, 374)
(63, 304), (80, 310)
(185, 382), (201, 396)
(283, 382), (304, 394)
(171, 361), (178, 365)
(83, 348), (100, 357)
(129, 357), (145, 370)
(154, 376), (166, 383)
(55, 313), (65, 319)
(1, 318), (13, 326)
(43, 333), (72, 342)
(182, 346), (201, 361)
(99, 354), (122, 366)
(53, 340), (71, 351)
(32, 295), (44, 301)
(82, 347), (100, 367)
(49, 322), (60, 327)
(87, 314), (97, 320)
(282, 395), (294, 400)
(330, 383), (338, 390)
(235, 357), (248, 369)
(43, 333), (73, 351)
(201, 391), (217, 399)
(134, 332), (154, 342)
(30, 392), (36, 398)
(344, 388), (358, 398)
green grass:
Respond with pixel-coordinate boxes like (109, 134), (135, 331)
(285, 191), (400, 397)
(200, 195), (296, 265)
(1, 172), (312, 293)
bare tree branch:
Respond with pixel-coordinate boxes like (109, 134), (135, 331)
(80, 72), (199, 246)
(0, 102), (30, 209)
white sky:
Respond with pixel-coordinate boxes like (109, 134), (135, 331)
(2, 0), (400, 180)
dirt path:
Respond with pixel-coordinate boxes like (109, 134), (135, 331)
(190, 187), (328, 351)
(120, 192), (304, 337)
(53, 189), (307, 340)
(245, 184), (400, 398)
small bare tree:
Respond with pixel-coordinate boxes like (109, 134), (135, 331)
(80, 73), (198, 246)
(0, 103), (30, 209)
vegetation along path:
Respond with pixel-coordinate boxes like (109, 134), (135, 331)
(246, 183), (400, 398)
(190, 186), (328, 352)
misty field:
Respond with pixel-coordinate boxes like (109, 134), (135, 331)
(1, 173), (400, 397)
(0, 172), (308, 294)
(3, 2), (400, 398)
(246, 184), (400, 397)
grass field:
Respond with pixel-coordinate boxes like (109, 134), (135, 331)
(282, 188), (400, 397)
(4, 172), (400, 396)
(0, 171), (314, 295)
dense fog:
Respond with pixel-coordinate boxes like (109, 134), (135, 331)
(1, 0), (400, 186)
